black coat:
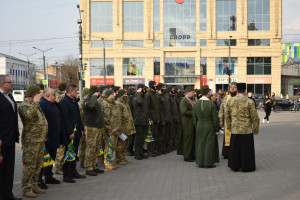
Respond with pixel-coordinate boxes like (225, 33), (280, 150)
(39, 97), (67, 147)
(133, 92), (148, 126)
(0, 92), (19, 146)
(59, 94), (84, 141)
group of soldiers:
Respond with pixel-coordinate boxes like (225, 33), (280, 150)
(17, 79), (260, 198)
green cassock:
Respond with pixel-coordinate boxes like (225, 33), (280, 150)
(193, 97), (220, 167)
(178, 97), (196, 159)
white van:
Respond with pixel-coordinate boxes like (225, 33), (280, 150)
(12, 90), (25, 103)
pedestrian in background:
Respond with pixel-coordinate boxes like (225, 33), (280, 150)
(19, 84), (48, 198)
(263, 94), (273, 124)
(0, 75), (21, 200)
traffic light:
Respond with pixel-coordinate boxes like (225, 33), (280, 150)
(84, 63), (87, 70)
(82, 80), (85, 88)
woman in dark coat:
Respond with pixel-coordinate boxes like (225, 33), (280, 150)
(263, 94), (272, 124)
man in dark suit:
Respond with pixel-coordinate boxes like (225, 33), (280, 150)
(0, 75), (22, 200)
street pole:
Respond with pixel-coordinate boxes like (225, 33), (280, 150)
(228, 36), (232, 85)
(32, 47), (52, 89)
(77, 4), (84, 98)
(101, 38), (106, 86)
(18, 52), (36, 85)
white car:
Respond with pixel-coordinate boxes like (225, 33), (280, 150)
(12, 90), (25, 103)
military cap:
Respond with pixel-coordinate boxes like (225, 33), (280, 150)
(89, 85), (99, 95)
(58, 83), (67, 91)
(137, 84), (145, 89)
(26, 84), (41, 97)
(118, 89), (126, 97)
(237, 83), (247, 91)
(113, 86), (121, 93)
(148, 81), (156, 88)
(82, 88), (90, 96)
(230, 82), (237, 86)
(157, 83), (165, 91)
(105, 89), (114, 98)
(127, 88), (135, 95)
(166, 85), (174, 93)
(99, 86), (106, 94)
(185, 86), (194, 92)
(200, 85), (211, 95)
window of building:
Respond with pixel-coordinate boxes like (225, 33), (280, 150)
(248, 39), (270, 46)
(153, 40), (160, 47)
(164, 0), (196, 47)
(165, 58), (195, 76)
(216, 57), (238, 75)
(200, 0), (207, 31)
(124, 40), (144, 47)
(216, 39), (237, 46)
(91, 41), (113, 48)
(201, 58), (207, 75)
(91, 2), (113, 32)
(247, 57), (271, 75)
(153, 0), (160, 32)
(216, 0), (236, 31)
(90, 58), (114, 76)
(164, 77), (196, 84)
(154, 58), (160, 75)
(200, 40), (207, 47)
(247, 84), (271, 94)
(123, 58), (145, 76)
(124, 2), (144, 32)
(248, 0), (270, 31)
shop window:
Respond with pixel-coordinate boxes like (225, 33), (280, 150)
(124, 2), (144, 32)
(165, 58), (195, 76)
(91, 2), (113, 32)
(90, 58), (114, 76)
(247, 84), (271, 94)
(247, 57), (271, 75)
(123, 58), (145, 76)
(216, 57), (238, 75)
(216, 0), (236, 31)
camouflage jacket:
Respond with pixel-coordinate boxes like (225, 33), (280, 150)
(56, 92), (65, 103)
(218, 95), (230, 123)
(116, 98), (136, 136)
(19, 99), (48, 143)
(78, 99), (84, 125)
(97, 95), (106, 104)
(225, 94), (260, 134)
(101, 99), (122, 136)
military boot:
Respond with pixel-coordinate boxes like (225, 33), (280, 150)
(86, 170), (97, 176)
(33, 187), (46, 194)
(23, 191), (37, 198)
(135, 154), (143, 160)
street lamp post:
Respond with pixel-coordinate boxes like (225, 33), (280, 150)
(228, 36), (232, 85)
(77, 4), (84, 98)
(18, 52), (36, 85)
(32, 47), (53, 88)
(101, 38), (106, 86)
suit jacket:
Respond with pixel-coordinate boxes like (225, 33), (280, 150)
(0, 92), (19, 145)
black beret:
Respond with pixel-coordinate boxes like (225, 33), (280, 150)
(157, 83), (165, 90)
(137, 84), (145, 89)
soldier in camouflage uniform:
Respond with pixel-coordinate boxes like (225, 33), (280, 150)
(225, 83), (260, 172)
(116, 90), (136, 165)
(55, 83), (67, 175)
(126, 88), (136, 156)
(19, 84), (48, 198)
(78, 88), (90, 168)
(97, 85), (107, 164)
(101, 90), (122, 170)
(83, 86), (105, 176)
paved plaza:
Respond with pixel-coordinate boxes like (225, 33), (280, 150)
(13, 110), (300, 200)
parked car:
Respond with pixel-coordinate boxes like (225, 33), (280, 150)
(245, 93), (265, 108)
(274, 99), (294, 111)
(12, 90), (25, 103)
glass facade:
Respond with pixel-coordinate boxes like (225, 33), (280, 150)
(124, 2), (144, 32)
(165, 57), (195, 75)
(164, 0), (196, 47)
(201, 58), (207, 75)
(248, 39), (270, 46)
(247, 57), (271, 75)
(200, 0), (207, 31)
(216, 39), (237, 46)
(124, 40), (144, 47)
(91, 41), (113, 48)
(216, 0), (236, 31)
(248, 0), (270, 31)
(154, 58), (160, 75)
(91, 2), (113, 32)
(90, 58), (114, 76)
(216, 57), (238, 75)
(153, 0), (160, 32)
(123, 58), (145, 76)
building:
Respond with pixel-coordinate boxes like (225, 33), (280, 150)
(0, 53), (36, 90)
(282, 43), (300, 65)
(80, 0), (282, 94)
(281, 57), (300, 97)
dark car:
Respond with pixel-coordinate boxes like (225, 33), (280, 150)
(274, 99), (294, 111)
(246, 93), (265, 108)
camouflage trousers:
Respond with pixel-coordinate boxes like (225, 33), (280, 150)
(22, 141), (44, 194)
(54, 144), (65, 171)
(103, 133), (118, 166)
(116, 136), (129, 163)
(79, 133), (86, 166)
(84, 127), (103, 171)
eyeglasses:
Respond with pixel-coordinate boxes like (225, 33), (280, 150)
(4, 81), (12, 84)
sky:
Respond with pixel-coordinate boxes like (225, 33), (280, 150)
(0, 0), (299, 67)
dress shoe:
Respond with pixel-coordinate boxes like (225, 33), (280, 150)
(55, 170), (63, 175)
(126, 151), (134, 156)
(148, 152), (157, 157)
(38, 181), (48, 189)
(140, 153), (148, 159)
(184, 158), (195, 162)
(33, 187), (46, 194)
(135, 154), (143, 160)
(73, 173), (86, 179)
(86, 170), (97, 176)
(63, 177), (76, 183)
(45, 177), (60, 184)
(93, 168), (104, 173)
(23, 191), (37, 198)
